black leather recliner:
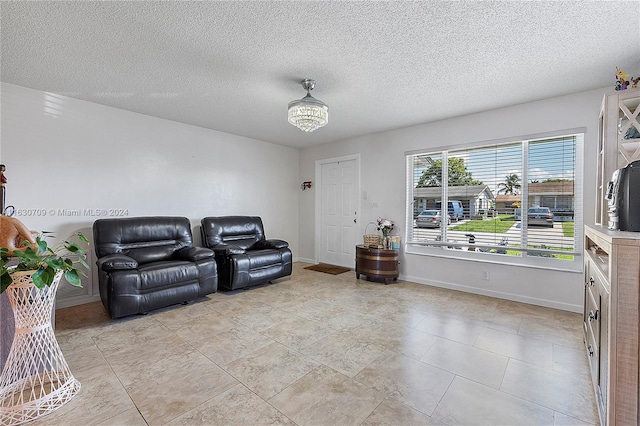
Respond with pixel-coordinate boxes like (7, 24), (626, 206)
(93, 216), (218, 319)
(200, 216), (292, 290)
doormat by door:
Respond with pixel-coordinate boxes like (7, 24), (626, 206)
(304, 263), (351, 275)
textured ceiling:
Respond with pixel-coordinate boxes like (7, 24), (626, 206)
(1, 1), (639, 148)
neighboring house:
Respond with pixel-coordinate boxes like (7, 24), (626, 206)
(529, 180), (575, 219)
(495, 194), (521, 213)
(495, 181), (575, 219)
(413, 185), (495, 218)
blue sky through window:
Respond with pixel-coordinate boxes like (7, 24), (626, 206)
(447, 137), (575, 193)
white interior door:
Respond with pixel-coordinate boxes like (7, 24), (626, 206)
(319, 158), (359, 267)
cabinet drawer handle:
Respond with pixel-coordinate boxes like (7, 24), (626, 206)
(589, 276), (595, 286)
(588, 344), (594, 356)
(588, 310), (599, 321)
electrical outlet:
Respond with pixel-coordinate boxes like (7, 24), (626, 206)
(481, 271), (490, 281)
(371, 202), (379, 207)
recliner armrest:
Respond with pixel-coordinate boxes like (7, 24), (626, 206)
(212, 243), (246, 256)
(98, 254), (138, 271)
(175, 246), (215, 261)
(255, 239), (289, 250)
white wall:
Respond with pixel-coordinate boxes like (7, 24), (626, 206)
(299, 87), (608, 312)
(1, 82), (610, 312)
(1, 83), (300, 304)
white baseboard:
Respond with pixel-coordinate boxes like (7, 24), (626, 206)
(399, 273), (582, 313)
(295, 257), (316, 264)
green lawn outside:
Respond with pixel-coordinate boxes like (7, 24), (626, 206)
(449, 215), (515, 233)
(450, 216), (575, 238)
(447, 215), (574, 260)
(562, 221), (575, 237)
(505, 245), (574, 260)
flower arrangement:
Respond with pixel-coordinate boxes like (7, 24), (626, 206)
(376, 217), (395, 237)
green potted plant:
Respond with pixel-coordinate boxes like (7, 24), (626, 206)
(0, 231), (89, 294)
(0, 230), (88, 422)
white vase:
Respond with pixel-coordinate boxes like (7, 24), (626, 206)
(0, 270), (80, 425)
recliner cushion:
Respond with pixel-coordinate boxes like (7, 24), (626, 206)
(245, 249), (283, 269)
(201, 216), (265, 249)
(175, 246), (215, 261)
(124, 241), (189, 264)
(138, 260), (199, 290)
(255, 239), (289, 250)
(99, 254), (138, 271)
(93, 216), (193, 263)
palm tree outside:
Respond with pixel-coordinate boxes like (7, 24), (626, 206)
(498, 174), (521, 195)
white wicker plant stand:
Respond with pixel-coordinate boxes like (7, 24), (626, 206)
(0, 270), (80, 425)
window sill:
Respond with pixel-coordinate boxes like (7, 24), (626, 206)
(404, 243), (583, 273)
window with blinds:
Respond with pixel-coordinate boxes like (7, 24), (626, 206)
(406, 133), (582, 267)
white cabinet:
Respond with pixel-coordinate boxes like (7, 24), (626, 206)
(584, 225), (640, 426)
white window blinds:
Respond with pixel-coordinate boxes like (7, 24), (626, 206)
(407, 133), (581, 265)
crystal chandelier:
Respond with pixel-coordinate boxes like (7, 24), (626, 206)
(288, 79), (329, 132)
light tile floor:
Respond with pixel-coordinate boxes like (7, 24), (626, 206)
(33, 262), (597, 425)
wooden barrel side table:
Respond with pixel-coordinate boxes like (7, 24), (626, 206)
(355, 244), (399, 284)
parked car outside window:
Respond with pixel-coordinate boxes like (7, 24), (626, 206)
(416, 210), (451, 228)
(527, 207), (554, 227)
(435, 200), (464, 221)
